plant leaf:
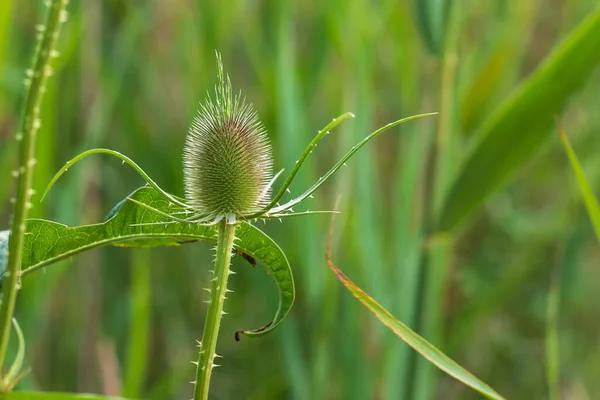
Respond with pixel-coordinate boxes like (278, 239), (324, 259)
(5, 318), (27, 390)
(11, 187), (294, 339)
(42, 148), (188, 210)
(271, 112), (438, 213)
(439, 5), (600, 232)
(558, 124), (600, 242)
(5, 392), (131, 400)
(326, 218), (504, 400)
(252, 112), (355, 217)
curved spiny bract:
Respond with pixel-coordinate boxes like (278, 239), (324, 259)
(183, 55), (273, 224)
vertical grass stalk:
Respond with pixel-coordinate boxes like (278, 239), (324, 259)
(545, 253), (563, 400)
(0, 0), (68, 375)
(193, 221), (237, 400)
(408, 2), (460, 399)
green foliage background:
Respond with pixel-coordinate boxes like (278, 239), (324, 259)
(1, 1), (600, 399)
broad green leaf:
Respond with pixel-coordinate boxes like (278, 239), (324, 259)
(326, 226), (504, 399)
(5, 392), (131, 400)
(10, 187), (294, 339)
(558, 125), (600, 242)
(439, 5), (600, 232)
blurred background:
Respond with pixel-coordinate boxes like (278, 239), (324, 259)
(1, 1), (600, 399)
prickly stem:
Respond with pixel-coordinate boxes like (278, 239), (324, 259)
(193, 220), (237, 400)
(0, 0), (68, 385)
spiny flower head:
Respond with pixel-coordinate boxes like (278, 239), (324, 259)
(183, 54), (273, 224)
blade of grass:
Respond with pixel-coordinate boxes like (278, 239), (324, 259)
(439, 4), (600, 233)
(546, 247), (563, 400)
(414, 0), (449, 54)
(273, 2), (314, 397)
(411, 2), (461, 398)
(385, 125), (428, 399)
(344, 6), (380, 396)
(558, 122), (600, 242)
(123, 249), (150, 399)
(326, 213), (505, 400)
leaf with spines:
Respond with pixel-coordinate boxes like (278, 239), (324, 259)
(2, 187), (294, 339)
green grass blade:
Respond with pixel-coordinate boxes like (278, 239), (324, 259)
(5, 393), (132, 400)
(325, 252), (504, 399)
(327, 219), (504, 400)
(439, 5), (600, 232)
(545, 256), (562, 400)
(558, 124), (600, 242)
(325, 256), (504, 399)
(123, 249), (150, 399)
(10, 187), (294, 339)
(414, 0), (448, 54)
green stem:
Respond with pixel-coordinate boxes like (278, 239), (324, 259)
(545, 249), (563, 400)
(407, 2), (460, 399)
(193, 220), (237, 400)
(0, 0), (67, 377)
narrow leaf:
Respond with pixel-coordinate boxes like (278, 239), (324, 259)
(271, 113), (437, 213)
(439, 5), (600, 232)
(8, 187), (294, 339)
(42, 148), (188, 210)
(6, 318), (26, 388)
(251, 112), (354, 217)
(558, 124), (600, 242)
(326, 217), (504, 400)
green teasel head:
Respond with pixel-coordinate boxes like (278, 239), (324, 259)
(183, 53), (273, 224)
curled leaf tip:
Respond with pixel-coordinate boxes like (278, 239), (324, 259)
(234, 321), (273, 342)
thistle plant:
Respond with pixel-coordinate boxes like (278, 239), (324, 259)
(40, 53), (434, 399)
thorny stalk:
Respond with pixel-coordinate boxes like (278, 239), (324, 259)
(0, 0), (68, 381)
(193, 221), (238, 400)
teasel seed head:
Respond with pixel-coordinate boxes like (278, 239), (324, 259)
(183, 53), (273, 224)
